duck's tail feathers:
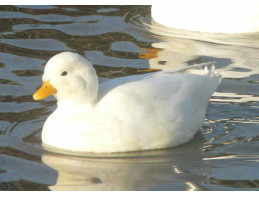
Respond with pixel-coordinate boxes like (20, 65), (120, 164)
(146, 62), (221, 79)
(201, 62), (220, 78)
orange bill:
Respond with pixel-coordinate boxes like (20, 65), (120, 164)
(33, 80), (57, 100)
(139, 48), (162, 59)
(137, 68), (162, 73)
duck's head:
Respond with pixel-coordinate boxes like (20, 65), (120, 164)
(33, 52), (98, 106)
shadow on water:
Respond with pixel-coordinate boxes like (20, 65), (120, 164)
(0, 5), (259, 190)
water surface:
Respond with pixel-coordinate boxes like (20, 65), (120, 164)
(0, 5), (258, 191)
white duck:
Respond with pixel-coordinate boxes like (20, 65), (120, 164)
(33, 52), (221, 153)
(152, 3), (259, 33)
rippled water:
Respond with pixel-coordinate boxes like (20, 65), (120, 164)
(0, 5), (258, 191)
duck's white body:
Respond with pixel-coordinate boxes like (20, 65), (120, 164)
(34, 52), (221, 153)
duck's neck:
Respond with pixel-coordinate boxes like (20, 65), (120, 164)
(57, 99), (95, 114)
(57, 95), (97, 110)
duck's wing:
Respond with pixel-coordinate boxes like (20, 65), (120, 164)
(95, 63), (221, 150)
(98, 62), (218, 100)
(98, 73), (152, 100)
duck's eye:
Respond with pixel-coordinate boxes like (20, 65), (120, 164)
(61, 71), (68, 76)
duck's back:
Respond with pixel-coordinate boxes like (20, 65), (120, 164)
(95, 67), (221, 152)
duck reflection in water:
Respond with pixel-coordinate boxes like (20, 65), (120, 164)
(42, 133), (210, 191)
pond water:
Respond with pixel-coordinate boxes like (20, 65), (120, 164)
(0, 5), (258, 191)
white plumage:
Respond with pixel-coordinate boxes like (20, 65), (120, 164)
(34, 52), (221, 153)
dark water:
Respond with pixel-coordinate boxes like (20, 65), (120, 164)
(0, 5), (258, 191)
